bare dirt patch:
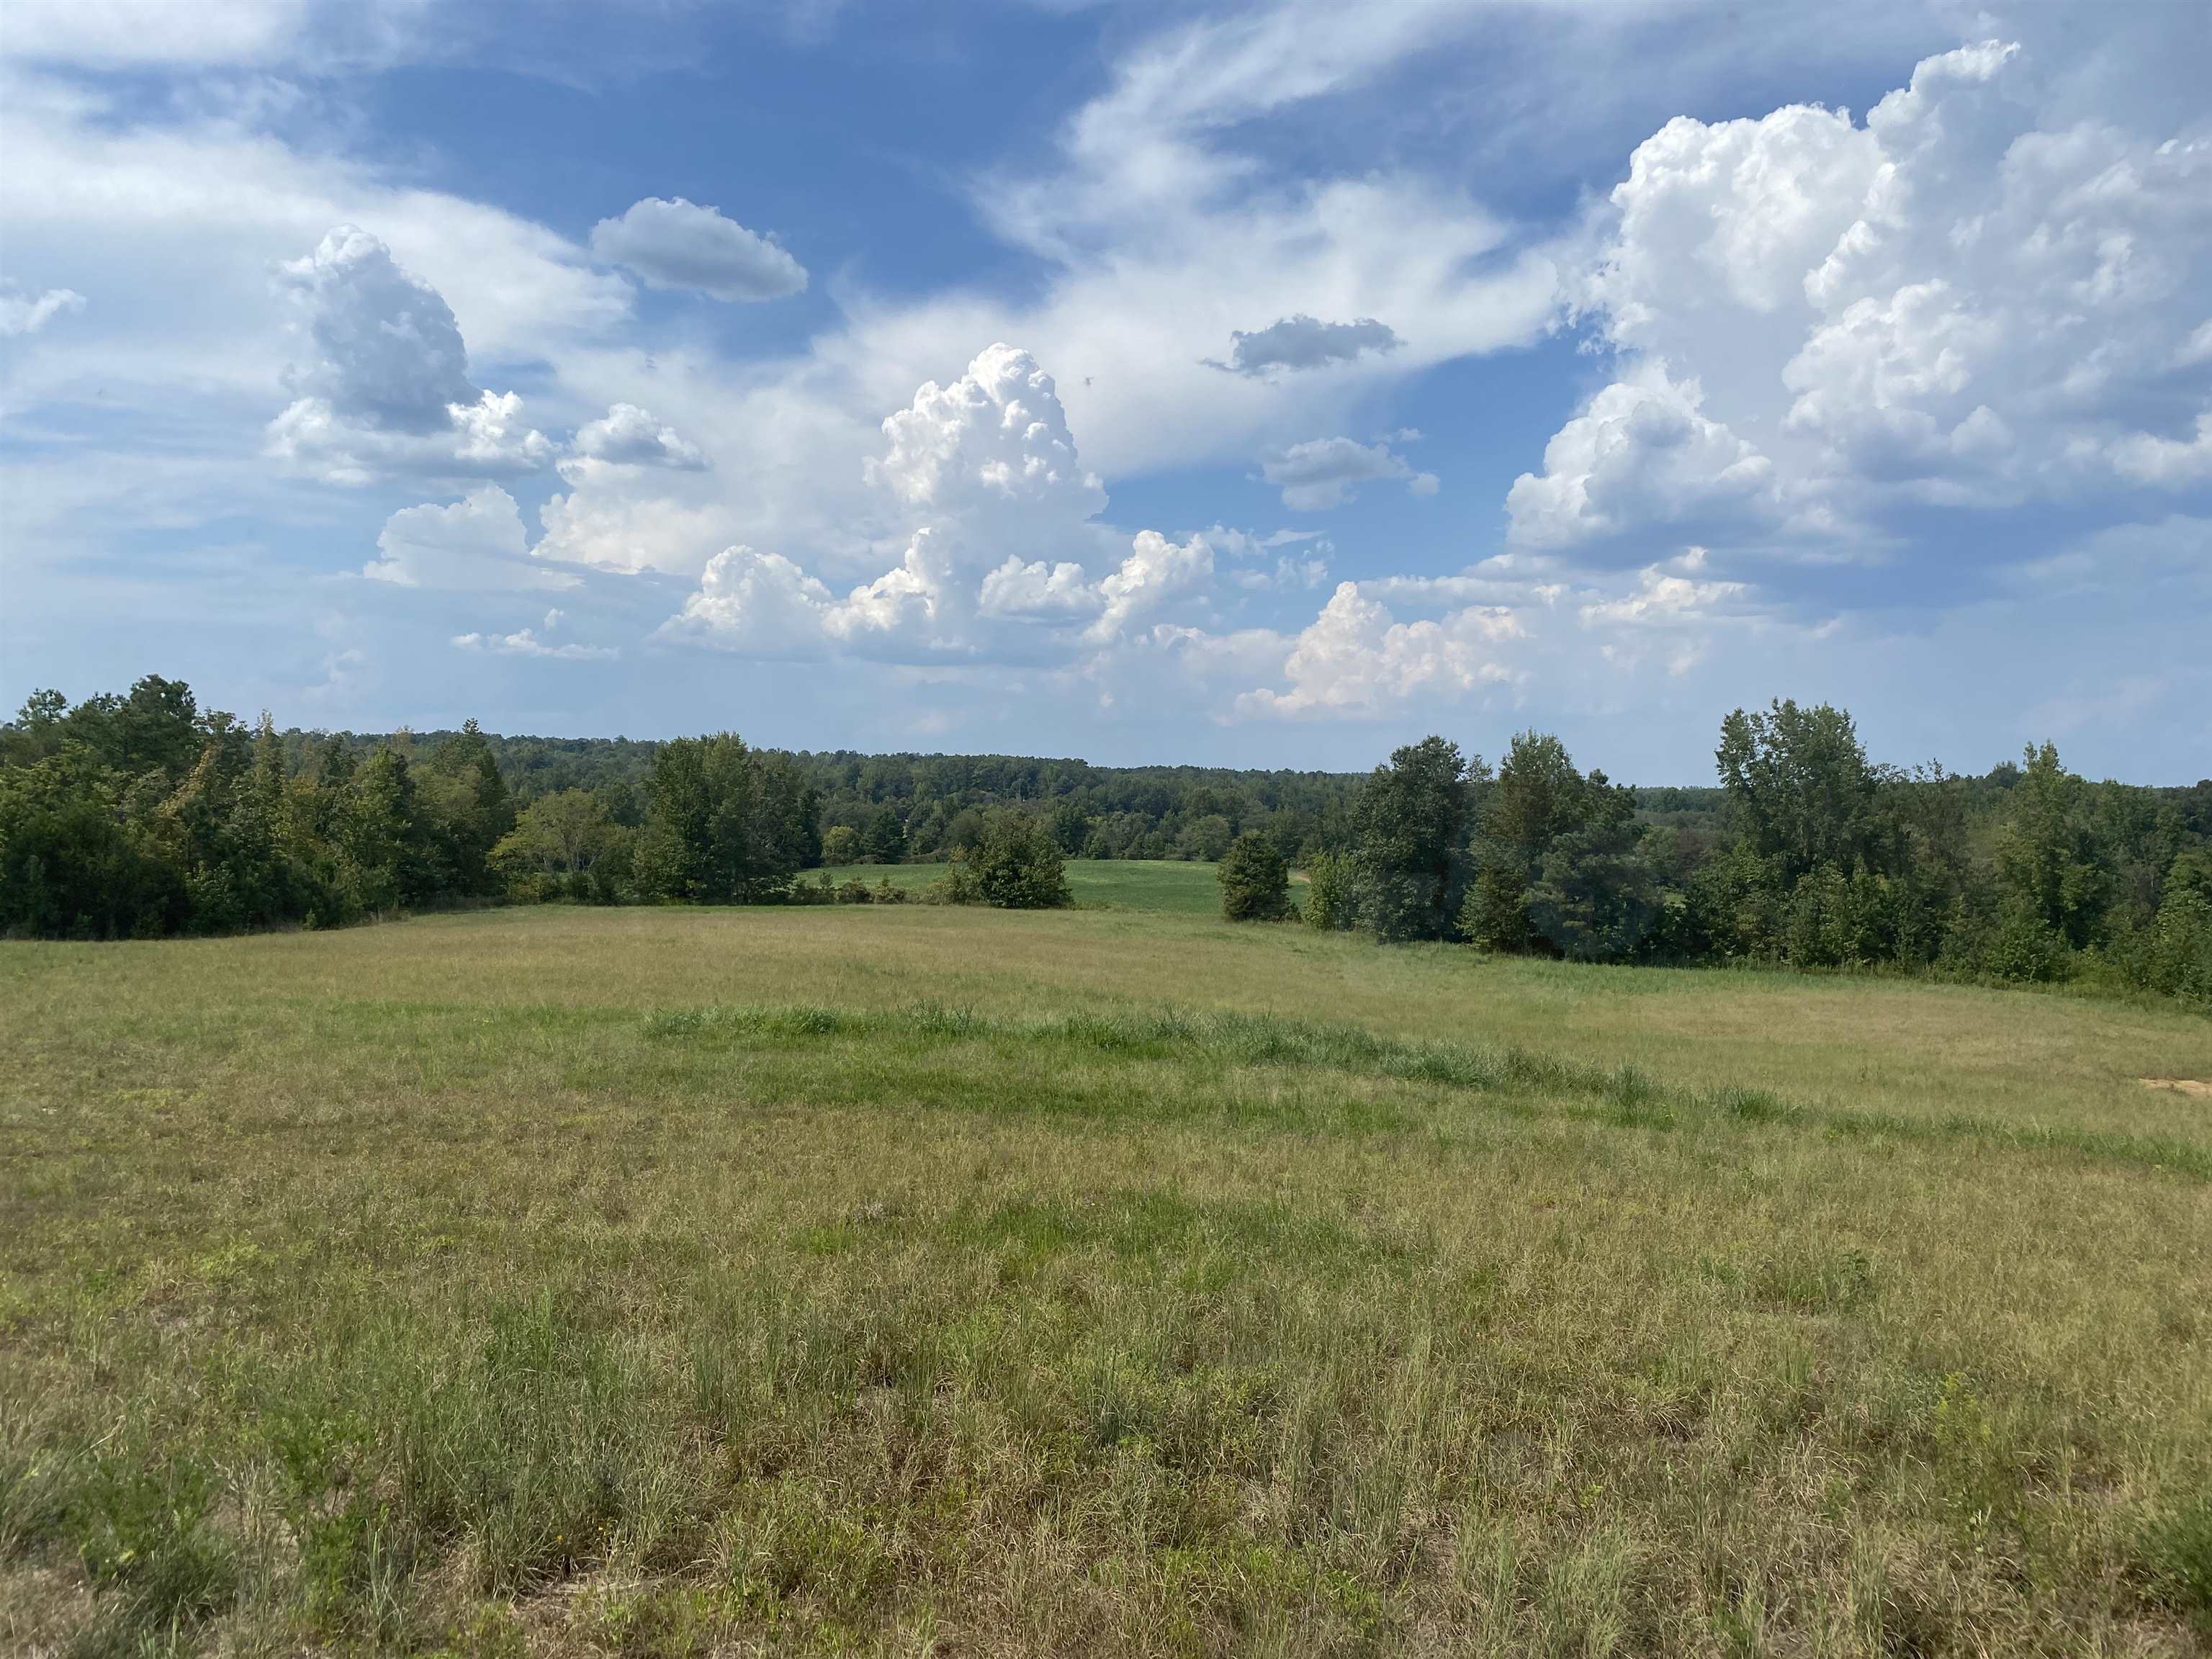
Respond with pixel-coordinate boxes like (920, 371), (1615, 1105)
(2140, 1076), (2212, 1098)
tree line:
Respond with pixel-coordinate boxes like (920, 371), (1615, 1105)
(1267, 709), (2209, 1004)
(271, 727), (1370, 867)
(2, 678), (2206, 1004)
(0, 680), (803, 934)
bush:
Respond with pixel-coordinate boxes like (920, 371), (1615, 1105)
(1303, 849), (1356, 931)
(1217, 832), (1291, 921)
(953, 812), (1071, 909)
(2144, 886), (2212, 1003)
(1952, 901), (2072, 984)
(924, 866), (977, 905)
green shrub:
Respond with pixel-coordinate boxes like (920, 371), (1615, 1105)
(54, 1455), (239, 1637)
(948, 812), (1070, 909)
(1984, 903), (2072, 984)
(2140, 1490), (2212, 1627)
(1303, 849), (1356, 931)
(1218, 832), (1290, 921)
(2144, 886), (2212, 1004)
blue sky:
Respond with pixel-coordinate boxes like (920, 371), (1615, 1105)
(1, 0), (2207, 781)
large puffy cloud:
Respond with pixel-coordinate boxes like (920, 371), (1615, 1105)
(1506, 366), (1780, 550)
(978, 555), (1100, 619)
(1092, 530), (1215, 638)
(533, 462), (734, 575)
(666, 547), (838, 656)
(276, 223), (473, 429)
(589, 197), (806, 303)
(1261, 436), (1437, 511)
(364, 485), (574, 590)
(667, 344), (1200, 662)
(1527, 37), (2212, 572)
(266, 227), (554, 481)
(1233, 582), (1521, 719)
(868, 343), (1102, 518)
(571, 402), (706, 469)
(266, 386), (553, 485)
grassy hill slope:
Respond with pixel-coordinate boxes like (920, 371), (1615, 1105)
(4, 904), (2208, 1655)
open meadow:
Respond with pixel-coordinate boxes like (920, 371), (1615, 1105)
(4, 878), (2211, 1656)
(813, 860), (1238, 915)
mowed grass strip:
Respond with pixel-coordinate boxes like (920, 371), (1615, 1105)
(812, 857), (1236, 913)
(642, 999), (2212, 1180)
(2, 907), (2210, 1656)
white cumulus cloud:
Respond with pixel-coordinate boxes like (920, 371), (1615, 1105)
(1261, 436), (1437, 511)
(665, 546), (837, 656)
(1235, 582), (1520, 719)
(365, 485), (574, 590)
(589, 197), (806, 302)
(2108, 413), (2212, 489)
(978, 556), (1102, 619)
(1506, 364), (1779, 550)
(668, 343), (1193, 662)
(1529, 36), (2212, 568)
(1092, 530), (1215, 639)
(572, 402), (707, 469)
(267, 227), (552, 482)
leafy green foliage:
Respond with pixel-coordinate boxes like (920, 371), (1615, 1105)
(865, 806), (907, 864)
(1464, 732), (1661, 961)
(956, 811), (1071, 909)
(1716, 699), (1889, 886)
(1997, 742), (2115, 950)
(4, 678), (2208, 1007)
(1301, 848), (1357, 932)
(634, 734), (819, 904)
(1217, 831), (1291, 922)
(493, 788), (631, 904)
(1346, 736), (1484, 941)
(1526, 817), (1666, 963)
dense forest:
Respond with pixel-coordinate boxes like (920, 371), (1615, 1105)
(271, 725), (1372, 866)
(2, 676), (2206, 1004)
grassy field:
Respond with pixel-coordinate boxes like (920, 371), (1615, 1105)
(4, 898), (2210, 1656)
(814, 858), (1238, 914)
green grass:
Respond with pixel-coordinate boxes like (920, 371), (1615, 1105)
(815, 856), (1240, 913)
(3, 903), (2210, 1655)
